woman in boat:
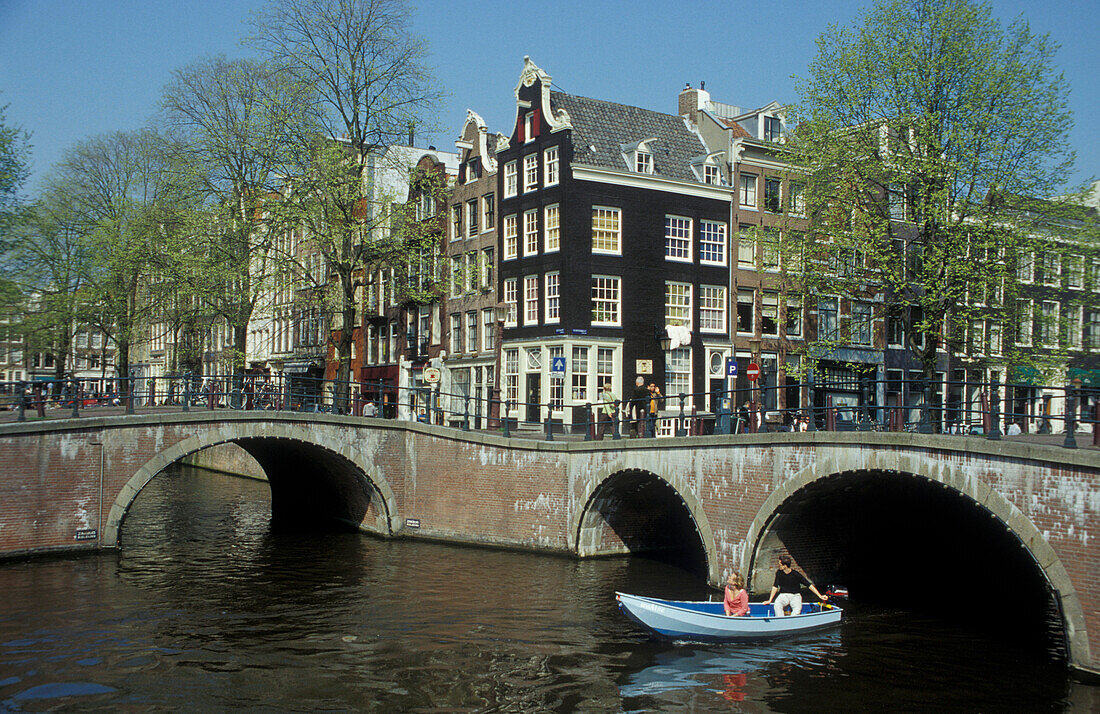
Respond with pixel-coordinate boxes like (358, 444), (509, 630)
(723, 572), (749, 616)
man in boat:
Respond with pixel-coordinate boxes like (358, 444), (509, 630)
(762, 555), (828, 616)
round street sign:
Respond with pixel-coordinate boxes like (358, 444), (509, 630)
(746, 362), (760, 382)
(422, 367), (441, 384)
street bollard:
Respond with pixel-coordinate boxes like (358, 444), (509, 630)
(987, 385), (1002, 440)
(1063, 386), (1077, 449)
(676, 394), (687, 437)
(918, 381), (932, 434)
(463, 395), (470, 432)
(126, 378), (135, 415)
(545, 403), (554, 441)
(807, 370), (817, 432)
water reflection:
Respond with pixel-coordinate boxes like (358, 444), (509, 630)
(619, 633), (842, 699)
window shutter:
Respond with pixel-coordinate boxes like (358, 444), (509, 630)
(531, 109), (541, 138)
(458, 163), (466, 183)
(516, 114), (525, 143)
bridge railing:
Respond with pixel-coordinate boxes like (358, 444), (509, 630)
(1, 372), (1095, 449)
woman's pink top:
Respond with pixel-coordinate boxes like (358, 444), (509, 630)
(724, 586), (749, 616)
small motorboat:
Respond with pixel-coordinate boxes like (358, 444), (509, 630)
(616, 592), (842, 641)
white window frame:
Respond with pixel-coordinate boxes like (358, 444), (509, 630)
(664, 215), (692, 263)
(591, 275), (621, 327)
(591, 206), (621, 255)
(523, 153), (538, 193)
(503, 214), (518, 260)
(545, 272), (560, 324)
(635, 150), (653, 174)
(544, 146), (559, 186)
(737, 226), (756, 268)
(523, 275), (539, 326)
(523, 209), (539, 257)
(504, 160), (518, 198)
(482, 308), (495, 351)
(504, 277), (518, 327)
(699, 220), (726, 266)
(466, 311), (478, 353)
(450, 313), (462, 354)
(536, 205), (556, 257)
(737, 288), (756, 335)
(699, 285), (726, 333)
(703, 163), (721, 185)
(1040, 300), (1059, 347)
(665, 281), (692, 330)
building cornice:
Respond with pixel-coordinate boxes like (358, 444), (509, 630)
(571, 165), (733, 201)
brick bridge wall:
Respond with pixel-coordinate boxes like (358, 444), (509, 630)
(0, 412), (1095, 676)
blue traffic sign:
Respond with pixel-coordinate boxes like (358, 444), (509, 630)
(726, 358), (738, 377)
(551, 356), (566, 373)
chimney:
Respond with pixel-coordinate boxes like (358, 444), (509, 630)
(678, 82), (710, 126)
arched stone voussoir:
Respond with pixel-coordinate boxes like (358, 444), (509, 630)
(741, 455), (1091, 675)
(102, 423), (399, 548)
(568, 456), (719, 583)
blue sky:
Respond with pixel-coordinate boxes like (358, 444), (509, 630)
(1, 0), (1096, 195)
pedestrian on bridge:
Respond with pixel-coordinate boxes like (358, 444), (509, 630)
(630, 376), (649, 437)
(597, 381), (616, 440)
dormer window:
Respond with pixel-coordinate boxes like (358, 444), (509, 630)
(636, 150), (653, 174)
(704, 164), (721, 185)
(764, 116), (782, 142)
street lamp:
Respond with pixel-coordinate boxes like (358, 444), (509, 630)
(654, 324), (672, 353)
(488, 302), (509, 429)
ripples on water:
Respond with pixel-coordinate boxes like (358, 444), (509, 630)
(0, 466), (1085, 711)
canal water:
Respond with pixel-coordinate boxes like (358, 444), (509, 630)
(0, 465), (1089, 711)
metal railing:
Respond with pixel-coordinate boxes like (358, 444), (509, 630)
(1, 373), (1095, 449)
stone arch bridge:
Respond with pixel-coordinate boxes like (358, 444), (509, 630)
(0, 412), (1096, 678)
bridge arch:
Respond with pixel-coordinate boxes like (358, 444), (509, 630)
(103, 423), (399, 548)
(741, 449), (1089, 669)
(571, 461), (718, 581)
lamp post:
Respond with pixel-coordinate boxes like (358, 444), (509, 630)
(488, 302), (509, 429)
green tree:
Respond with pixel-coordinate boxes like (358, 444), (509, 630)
(45, 129), (188, 382)
(160, 55), (313, 380)
(788, 0), (1075, 380)
(0, 101), (32, 313)
(248, 0), (444, 391)
(5, 192), (92, 385)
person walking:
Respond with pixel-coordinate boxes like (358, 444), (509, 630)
(597, 381), (616, 440)
(762, 555), (828, 616)
(630, 376), (649, 437)
(647, 383), (662, 438)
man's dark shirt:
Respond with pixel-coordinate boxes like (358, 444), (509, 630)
(773, 568), (810, 594)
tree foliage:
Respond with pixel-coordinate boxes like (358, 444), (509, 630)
(788, 0), (1076, 377)
(248, 0), (444, 386)
(42, 129), (189, 379)
(160, 55), (314, 375)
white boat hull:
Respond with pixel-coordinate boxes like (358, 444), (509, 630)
(616, 592), (842, 640)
